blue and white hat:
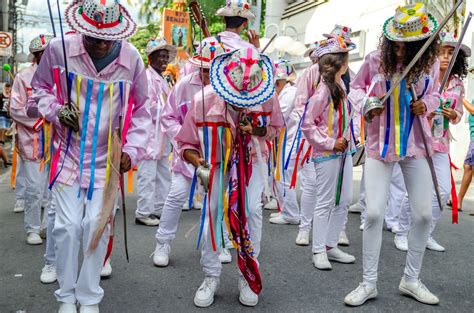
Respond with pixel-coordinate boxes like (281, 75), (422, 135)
(210, 48), (275, 108)
(274, 58), (296, 82)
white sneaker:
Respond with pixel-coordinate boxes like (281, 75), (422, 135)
(359, 223), (365, 231)
(152, 242), (170, 267)
(295, 230), (310, 246)
(312, 252), (332, 270)
(13, 201), (24, 213)
(270, 212), (281, 218)
(219, 248), (232, 264)
(327, 247), (355, 264)
(426, 237), (445, 252)
(238, 276), (258, 306)
(399, 277), (439, 305)
(338, 231), (350, 246)
(182, 201), (191, 211)
(135, 216), (160, 226)
(194, 276), (219, 307)
(344, 283), (378, 306)
(27, 233), (43, 245)
(394, 235), (408, 252)
(40, 264), (57, 284)
(101, 259), (112, 278)
(269, 214), (298, 225)
(263, 198), (278, 210)
(58, 303), (77, 313)
(79, 304), (99, 313)
(349, 203), (363, 213)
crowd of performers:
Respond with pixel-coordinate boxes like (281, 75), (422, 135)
(6, 0), (474, 312)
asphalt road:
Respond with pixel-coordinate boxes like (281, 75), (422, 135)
(0, 167), (473, 313)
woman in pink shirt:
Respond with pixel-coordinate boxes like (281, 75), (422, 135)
(344, 3), (441, 307)
(301, 36), (356, 271)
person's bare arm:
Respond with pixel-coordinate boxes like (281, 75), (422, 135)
(462, 98), (474, 115)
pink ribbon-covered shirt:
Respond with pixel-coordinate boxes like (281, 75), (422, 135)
(161, 70), (203, 179)
(176, 85), (283, 165)
(302, 82), (354, 162)
(144, 67), (171, 160)
(349, 50), (440, 162)
(31, 34), (151, 189)
(10, 64), (43, 161)
(433, 76), (464, 153)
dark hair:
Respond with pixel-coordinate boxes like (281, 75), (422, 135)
(224, 16), (247, 29)
(450, 49), (469, 80)
(379, 36), (439, 84)
(318, 53), (348, 110)
(4, 83), (11, 88)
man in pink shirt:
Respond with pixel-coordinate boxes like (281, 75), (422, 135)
(177, 48), (283, 308)
(134, 38), (177, 227)
(10, 34), (54, 247)
(152, 37), (227, 267)
(216, 0), (260, 51)
(31, 1), (151, 312)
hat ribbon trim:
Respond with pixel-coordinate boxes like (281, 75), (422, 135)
(81, 10), (121, 29)
(399, 3), (423, 23)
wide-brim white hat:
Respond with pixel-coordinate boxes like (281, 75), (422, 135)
(188, 37), (228, 68)
(440, 32), (471, 57)
(145, 38), (177, 62)
(65, 0), (137, 41)
(210, 48), (275, 108)
(216, 0), (256, 20)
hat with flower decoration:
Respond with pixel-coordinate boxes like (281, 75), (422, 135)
(216, 0), (256, 20)
(274, 58), (296, 82)
(65, 0), (137, 41)
(383, 3), (438, 42)
(29, 34), (54, 53)
(314, 36), (354, 61)
(210, 48), (275, 108)
(323, 24), (356, 49)
(439, 31), (471, 57)
(145, 37), (177, 62)
(189, 37), (228, 68)
(304, 42), (319, 62)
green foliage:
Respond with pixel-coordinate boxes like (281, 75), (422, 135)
(128, 22), (161, 63)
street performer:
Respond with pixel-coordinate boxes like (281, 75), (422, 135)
(31, 1), (151, 312)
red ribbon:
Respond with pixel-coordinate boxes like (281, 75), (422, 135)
(290, 139), (306, 189)
(449, 155), (458, 224)
(82, 10), (121, 30)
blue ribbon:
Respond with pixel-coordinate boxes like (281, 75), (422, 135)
(78, 79), (93, 196)
(87, 82), (105, 200)
(188, 170), (197, 211)
(381, 80), (391, 158)
(216, 126), (224, 248)
(284, 100), (309, 170)
(196, 194), (207, 250)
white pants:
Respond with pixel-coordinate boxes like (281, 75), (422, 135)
(275, 159), (300, 223)
(155, 172), (192, 243)
(311, 157), (352, 253)
(136, 158), (171, 218)
(299, 162), (317, 232)
(359, 163), (404, 228)
(23, 160), (49, 234)
(395, 152), (450, 237)
(44, 197), (56, 265)
(15, 155), (26, 205)
(201, 162), (265, 277)
(363, 157), (432, 286)
(52, 182), (110, 305)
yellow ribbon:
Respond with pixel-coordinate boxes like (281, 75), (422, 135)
(275, 128), (285, 181)
(394, 84), (401, 156)
(75, 75), (82, 142)
(105, 83), (114, 185)
(399, 3), (423, 23)
(222, 128), (233, 246)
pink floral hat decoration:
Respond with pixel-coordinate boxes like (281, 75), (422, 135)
(65, 0), (137, 41)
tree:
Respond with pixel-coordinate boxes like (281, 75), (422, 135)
(128, 22), (161, 63)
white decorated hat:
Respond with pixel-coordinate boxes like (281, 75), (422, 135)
(383, 3), (438, 42)
(216, 0), (256, 20)
(65, 0), (137, 41)
(323, 24), (356, 49)
(210, 48), (275, 108)
(439, 31), (471, 57)
(314, 36), (354, 61)
(188, 37), (228, 69)
(29, 34), (54, 53)
(145, 37), (177, 61)
(274, 58), (296, 82)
